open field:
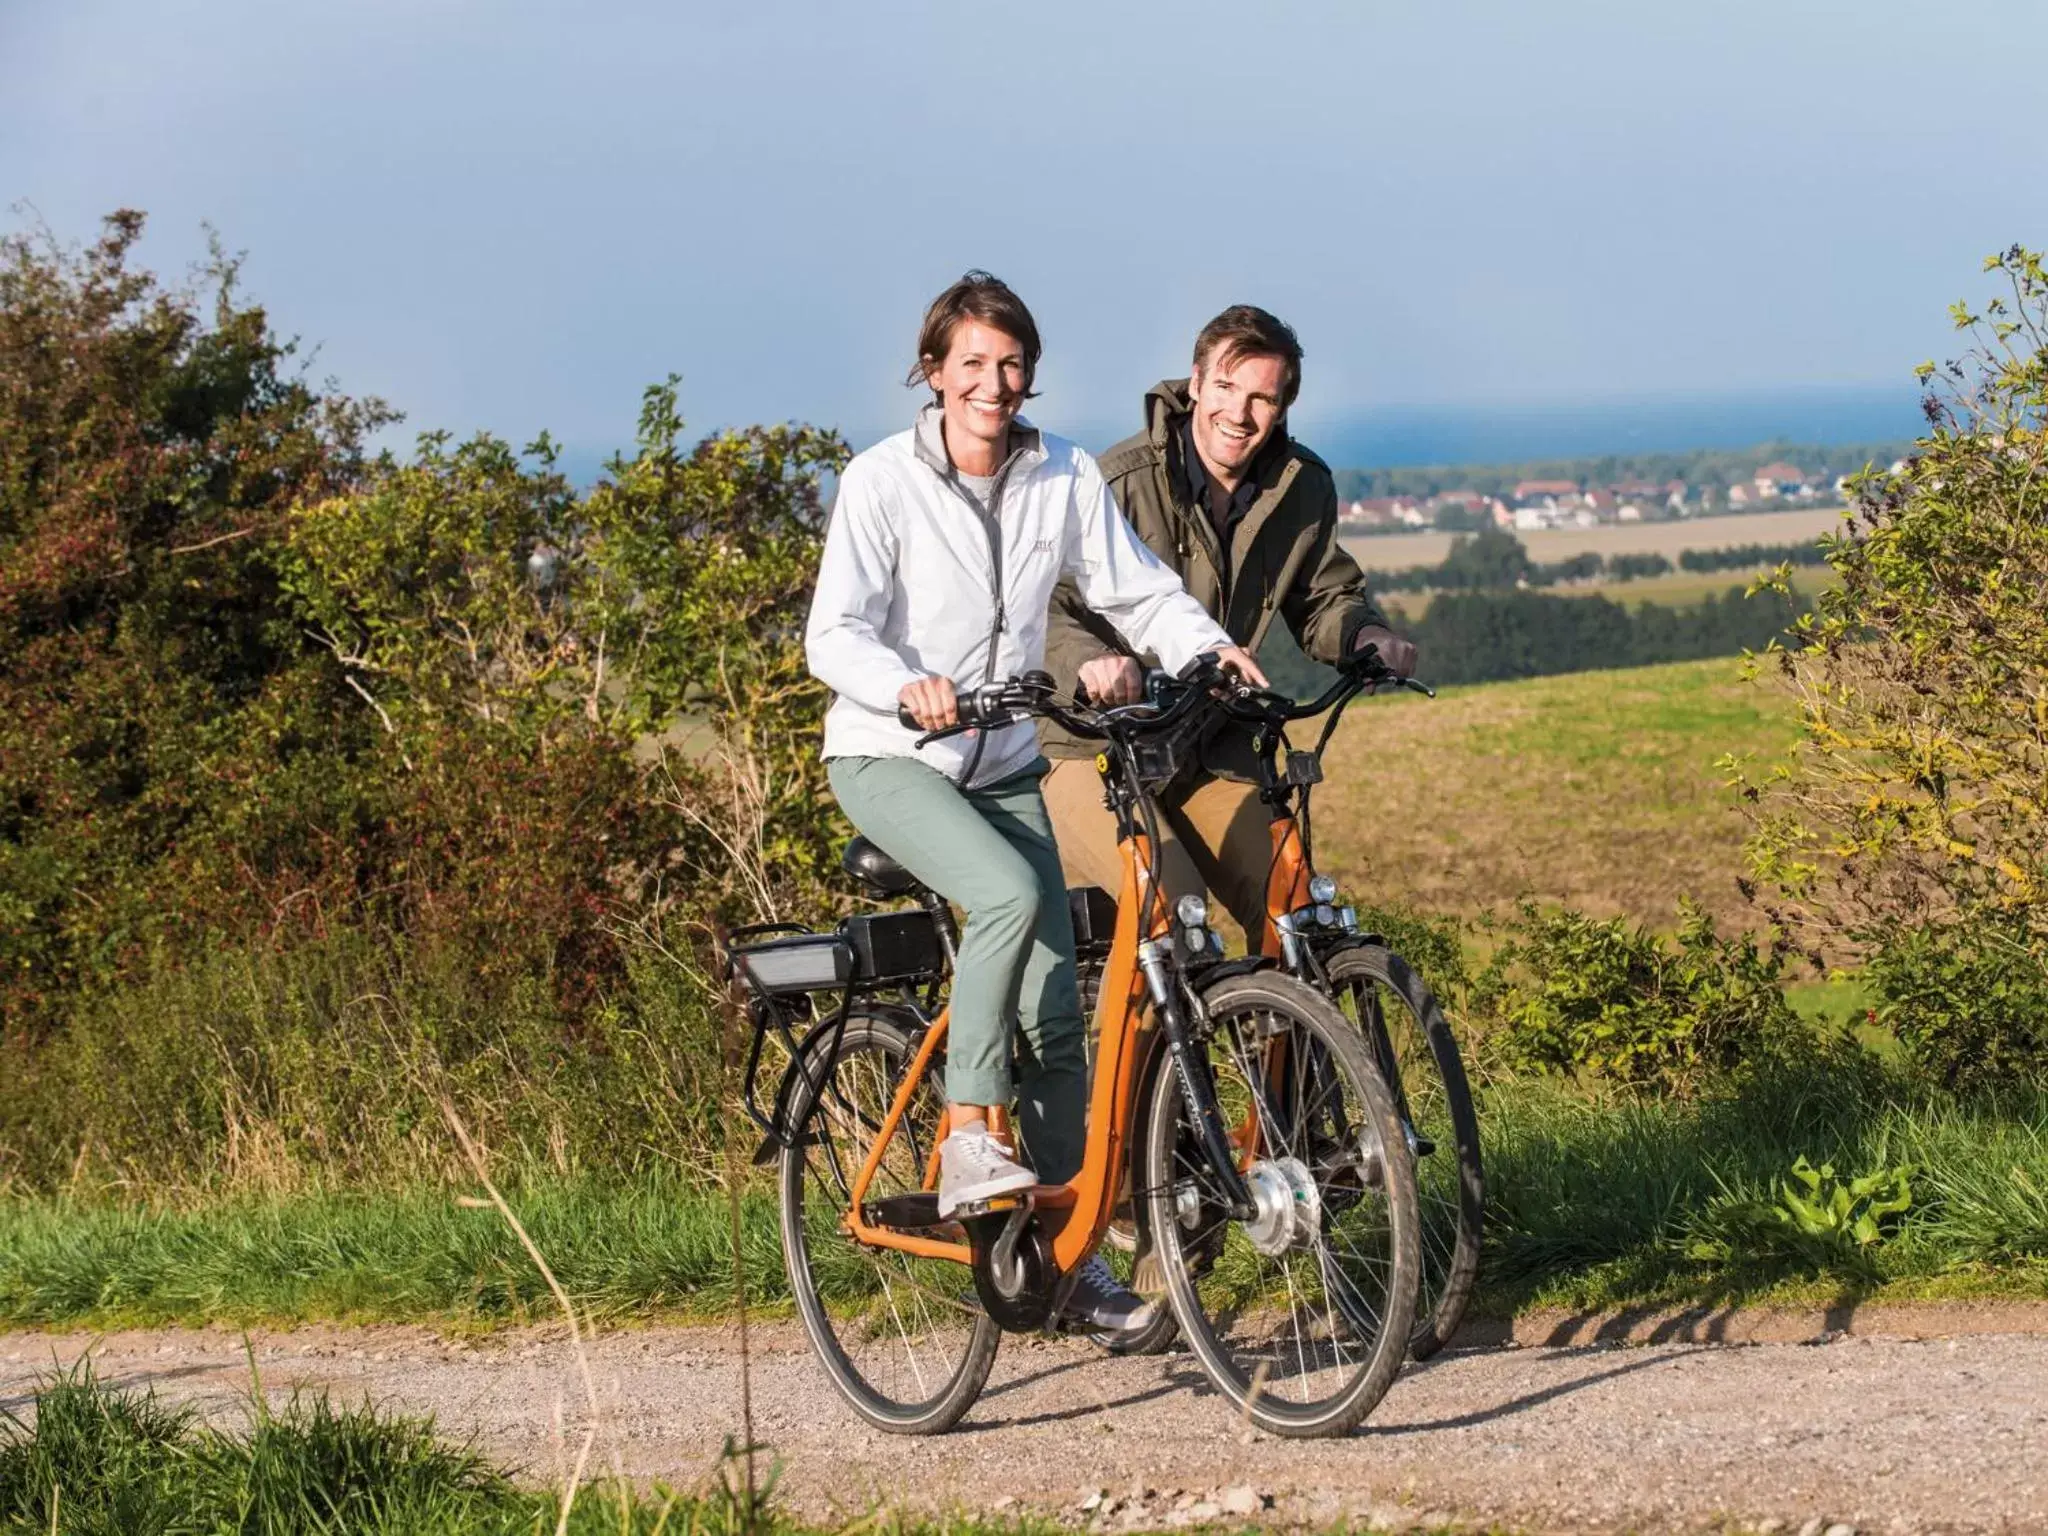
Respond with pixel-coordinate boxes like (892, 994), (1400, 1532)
(1309, 655), (1795, 930)
(1344, 505), (1849, 571)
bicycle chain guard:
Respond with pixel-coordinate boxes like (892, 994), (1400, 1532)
(966, 1202), (1055, 1331)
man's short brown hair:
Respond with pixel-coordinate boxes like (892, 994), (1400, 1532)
(907, 270), (1042, 397)
(1192, 305), (1303, 409)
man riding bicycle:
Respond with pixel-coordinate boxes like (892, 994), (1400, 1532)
(1042, 305), (1417, 942)
(802, 272), (1266, 1338)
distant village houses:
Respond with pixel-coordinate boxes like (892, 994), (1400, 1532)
(1340, 459), (1839, 536)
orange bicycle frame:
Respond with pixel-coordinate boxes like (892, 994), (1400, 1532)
(841, 823), (1172, 1273)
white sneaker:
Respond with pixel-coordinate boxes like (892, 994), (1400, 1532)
(937, 1125), (1037, 1217)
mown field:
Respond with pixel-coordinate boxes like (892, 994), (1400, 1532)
(1343, 505), (1848, 570)
(1307, 654), (1795, 932)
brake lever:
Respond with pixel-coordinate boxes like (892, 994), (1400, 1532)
(912, 721), (979, 749)
(1354, 673), (1436, 700)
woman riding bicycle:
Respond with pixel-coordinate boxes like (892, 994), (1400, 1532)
(803, 271), (1266, 1336)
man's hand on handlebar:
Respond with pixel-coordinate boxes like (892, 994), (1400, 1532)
(1350, 625), (1417, 690)
(1214, 644), (1267, 690)
(897, 676), (960, 731)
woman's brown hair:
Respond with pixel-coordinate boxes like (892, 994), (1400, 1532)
(906, 270), (1042, 397)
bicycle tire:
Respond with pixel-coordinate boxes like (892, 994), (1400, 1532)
(1322, 943), (1484, 1360)
(778, 1010), (999, 1434)
(1140, 973), (1420, 1437)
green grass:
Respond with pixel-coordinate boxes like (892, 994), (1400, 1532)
(5, 1067), (2043, 1335)
(1474, 1067), (2048, 1313)
(0, 1362), (1102, 1536)
(0, 1180), (787, 1331)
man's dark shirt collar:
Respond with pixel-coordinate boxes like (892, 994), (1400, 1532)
(1177, 414), (1288, 547)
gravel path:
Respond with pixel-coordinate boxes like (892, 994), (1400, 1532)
(5, 1313), (2045, 1534)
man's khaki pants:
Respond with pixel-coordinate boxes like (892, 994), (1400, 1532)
(1041, 757), (1274, 946)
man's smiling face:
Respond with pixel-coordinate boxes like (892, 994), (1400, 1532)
(1187, 347), (1287, 486)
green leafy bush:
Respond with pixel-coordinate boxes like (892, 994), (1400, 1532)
(1475, 900), (1803, 1095)
(0, 212), (390, 1030)
(1864, 919), (2048, 1094)
(1349, 898), (1469, 996)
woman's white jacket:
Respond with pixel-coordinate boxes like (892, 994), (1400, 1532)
(804, 407), (1232, 790)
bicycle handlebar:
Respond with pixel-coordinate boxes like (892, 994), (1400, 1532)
(1210, 644), (1435, 731)
(892, 646), (1432, 754)
(895, 657), (1233, 749)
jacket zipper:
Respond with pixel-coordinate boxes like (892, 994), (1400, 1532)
(939, 447), (1022, 790)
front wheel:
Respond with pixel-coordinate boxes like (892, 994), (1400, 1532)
(1322, 943), (1483, 1360)
(1141, 974), (1420, 1438)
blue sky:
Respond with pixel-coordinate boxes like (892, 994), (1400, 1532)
(4, 1), (2040, 463)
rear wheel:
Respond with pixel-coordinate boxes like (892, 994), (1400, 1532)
(778, 1011), (998, 1434)
(1323, 944), (1483, 1359)
(1141, 974), (1419, 1438)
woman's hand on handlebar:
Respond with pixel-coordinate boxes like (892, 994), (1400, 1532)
(897, 676), (959, 731)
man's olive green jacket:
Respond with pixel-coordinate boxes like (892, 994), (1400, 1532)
(1042, 379), (1388, 780)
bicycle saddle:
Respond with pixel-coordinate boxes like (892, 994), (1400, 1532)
(842, 836), (925, 896)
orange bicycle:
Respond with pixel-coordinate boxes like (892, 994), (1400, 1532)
(727, 663), (1421, 1437)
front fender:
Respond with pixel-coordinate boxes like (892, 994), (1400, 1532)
(1188, 954), (1282, 993)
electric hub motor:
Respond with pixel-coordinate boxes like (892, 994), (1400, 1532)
(1239, 1156), (1323, 1257)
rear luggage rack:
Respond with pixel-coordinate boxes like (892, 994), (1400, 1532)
(722, 907), (948, 1157)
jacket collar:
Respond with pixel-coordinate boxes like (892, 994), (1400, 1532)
(912, 401), (1044, 479)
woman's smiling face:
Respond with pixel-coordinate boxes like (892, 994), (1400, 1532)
(924, 318), (1029, 471)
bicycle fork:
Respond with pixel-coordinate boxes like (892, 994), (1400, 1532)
(1135, 938), (1256, 1222)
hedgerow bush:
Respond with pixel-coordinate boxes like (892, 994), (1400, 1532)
(1, 211), (849, 1192)
(1733, 246), (2048, 1091)
(1863, 918), (2048, 1095)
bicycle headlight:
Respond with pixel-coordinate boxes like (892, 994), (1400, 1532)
(1175, 894), (1209, 929)
(1308, 874), (1338, 905)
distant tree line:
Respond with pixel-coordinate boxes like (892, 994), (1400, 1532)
(1411, 585), (1809, 685)
(1331, 439), (1914, 502)
(1368, 527), (1832, 594)
(1262, 580), (1811, 695)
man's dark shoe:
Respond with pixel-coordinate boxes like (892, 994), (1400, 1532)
(1063, 1255), (1157, 1336)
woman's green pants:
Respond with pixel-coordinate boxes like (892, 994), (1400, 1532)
(827, 754), (1086, 1185)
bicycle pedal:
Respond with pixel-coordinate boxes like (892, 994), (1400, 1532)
(947, 1192), (1028, 1221)
(863, 1192), (946, 1230)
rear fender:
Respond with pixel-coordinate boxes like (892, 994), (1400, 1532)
(751, 1000), (931, 1165)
